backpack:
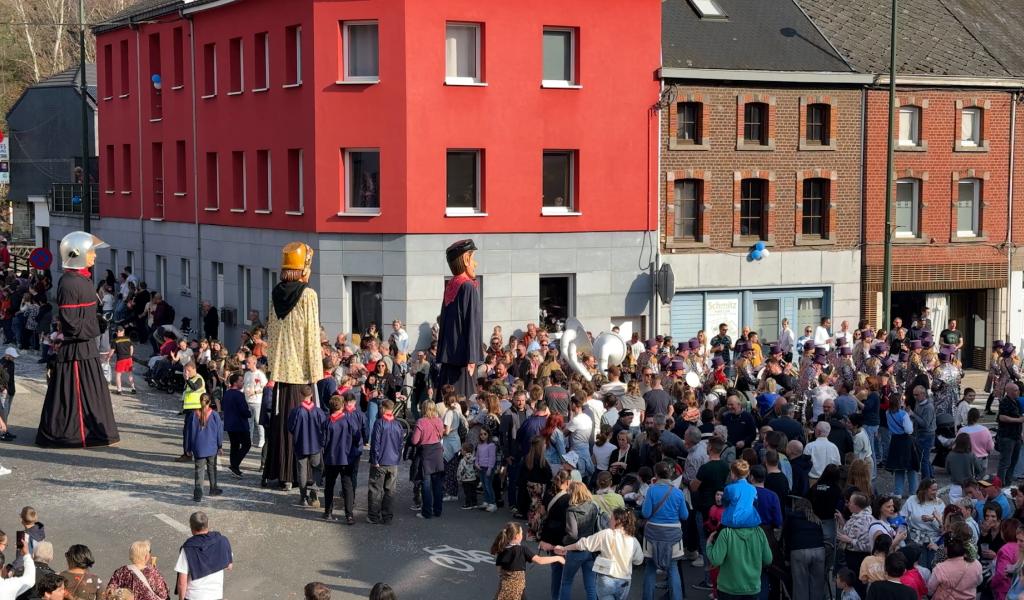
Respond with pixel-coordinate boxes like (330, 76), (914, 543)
(457, 411), (469, 442)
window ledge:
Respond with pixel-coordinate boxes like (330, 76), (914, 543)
(254, 209), (272, 214)
(541, 208), (581, 216)
(229, 208), (246, 213)
(201, 93), (217, 99)
(173, 192), (187, 197)
(541, 81), (582, 89)
(895, 143), (927, 152)
(950, 234), (988, 243)
(103, 96), (113, 101)
(336, 211), (381, 217)
(798, 141), (836, 152)
(335, 79), (380, 85)
(732, 235), (775, 248)
(227, 91), (243, 96)
(954, 141), (989, 152)
(119, 93), (130, 99)
(893, 236), (929, 244)
(285, 211), (304, 216)
(121, 191), (132, 195)
(736, 141), (776, 151)
(171, 85), (184, 91)
(794, 236), (836, 246)
(105, 190), (115, 195)
(149, 217), (164, 222)
(149, 118), (163, 123)
(444, 79), (487, 87)
(665, 240), (711, 250)
(445, 209), (487, 217)
(252, 87), (269, 93)
(282, 82), (303, 89)
(204, 207), (219, 212)
(668, 139), (710, 151)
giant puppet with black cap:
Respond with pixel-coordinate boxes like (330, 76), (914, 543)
(36, 231), (120, 447)
(262, 242), (321, 489)
(437, 239), (483, 399)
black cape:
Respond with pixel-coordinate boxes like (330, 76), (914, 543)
(36, 271), (119, 448)
(436, 279), (482, 399)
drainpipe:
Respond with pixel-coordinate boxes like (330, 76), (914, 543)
(859, 86), (868, 324)
(1008, 91), (1017, 342)
(186, 11), (203, 328)
(650, 82), (661, 339)
(131, 23), (147, 280)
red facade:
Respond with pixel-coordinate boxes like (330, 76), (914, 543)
(96, 0), (660, 235)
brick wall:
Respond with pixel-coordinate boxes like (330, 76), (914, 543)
(660, 83), (863, 254)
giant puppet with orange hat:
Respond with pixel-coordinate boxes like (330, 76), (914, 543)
(262, 242), (321, 489)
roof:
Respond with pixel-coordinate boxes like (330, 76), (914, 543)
(6, 65), (98, 118)
(798, 0), (1011, 77)
(937, 0), (1024, 77)
(662, 0), (853, 73)
(93, 0), (182, 34)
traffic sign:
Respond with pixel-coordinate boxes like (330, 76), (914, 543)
(29, 247), (52, 270)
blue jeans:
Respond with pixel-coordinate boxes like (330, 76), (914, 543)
(366, 399), (380, 440)
(597, 574), (631, 600)
(559, 550), (597, 600)
(421, 471), (444, 518)
(878, 427), (891, 464)
(893, 470), (918, 497)
(479, 467), (495, 505)
(864, 425), (879, 476)
(644, 557), (682, 600)
(916, 433), (935, 479)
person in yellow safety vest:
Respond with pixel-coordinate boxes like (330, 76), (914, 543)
(177, 361), (207, 462)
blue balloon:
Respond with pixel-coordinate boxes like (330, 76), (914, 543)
(754, 241), (766, 252)
(746, 254), (754, 262)
(751, 249), (763, 260)
(71, 195), (81, 205)
(151, 74), (161, 83)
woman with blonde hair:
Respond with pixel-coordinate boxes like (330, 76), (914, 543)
(846, 459), (874, 502)
(106, 540), (170, 600)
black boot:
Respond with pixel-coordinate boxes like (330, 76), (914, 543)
(193, 487), (203, 502)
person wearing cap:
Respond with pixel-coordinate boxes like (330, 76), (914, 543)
(854, 330), (874, 372)
(837, 346), (856, 392)
(0, 347), (15, 441)
(734, 342), (758, 393)
(437, 239), (483, 401)
(932, 348), (962, 417)
(36, 231), (119, 448)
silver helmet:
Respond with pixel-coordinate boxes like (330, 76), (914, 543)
(59, 231), (108, 269)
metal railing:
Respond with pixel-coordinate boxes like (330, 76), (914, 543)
(49, 183), (99, 216)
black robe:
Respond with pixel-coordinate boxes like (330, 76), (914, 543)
(436, 278), (482, 399)
(36, 271), (119, 448)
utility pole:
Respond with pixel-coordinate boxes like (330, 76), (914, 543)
(881, 0), (898, 328)
(79, 0), (91, 233)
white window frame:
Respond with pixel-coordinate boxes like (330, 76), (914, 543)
(156, 255), (168, 296)
(895, 178), (920, 238)
(346, 277), (383, 336)
(688, 0), (728, 18)
(262, 268), (277, 319)
(284, 25), (303, 87)
(180, 257), (192, 294)
(897, 106), (920, 147)
(343, 148), (381, 215)
(287, 149), (304, 215)
(126, 250), (136, 275)
(539, 274), (576, 327)
(445, 23), (482, 85)
(228, 37), (244, 94)
(238, 266), (252, 320)
(212, 261), (224, 307)
(541, 150), (575, 215)
(960, 107), (981, 147)
(541, 27), (578, 88)
(206, 152), (220, 211)
(445, 149), (483, 216)
(254, 32), (270, 92)
(202, 43), (217, 98)
(231, 151), (246, 213)
(956, 178), (980, 237)
(110, 249), (119, 275)
(342, 21), (380, 84)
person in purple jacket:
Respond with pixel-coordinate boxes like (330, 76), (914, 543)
(367, 399), (405, 524)
(322, 393), (365, 524)
(287, 385), (327, 508)
(220, 373), (251, 478)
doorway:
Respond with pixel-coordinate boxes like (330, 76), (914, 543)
(891, 290), (986, 368)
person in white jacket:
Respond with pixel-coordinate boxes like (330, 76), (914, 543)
(555, 507), (643, 599)
(0, 545), (34, 600)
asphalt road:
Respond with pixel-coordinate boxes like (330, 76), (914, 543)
(0, 353), (707, 599)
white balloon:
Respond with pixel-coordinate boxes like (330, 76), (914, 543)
(761, 249), (771, 259)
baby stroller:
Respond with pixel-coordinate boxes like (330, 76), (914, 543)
(145, 356), (186, 394)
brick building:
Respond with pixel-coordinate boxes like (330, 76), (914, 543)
(658, 0), (870, 345)
(802, 0), (1024, 367)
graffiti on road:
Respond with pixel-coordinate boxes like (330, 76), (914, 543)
(423, 545), (493, 572)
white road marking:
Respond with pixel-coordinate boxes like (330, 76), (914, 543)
(154, 513), (191, 534)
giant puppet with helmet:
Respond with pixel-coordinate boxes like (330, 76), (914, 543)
(437, 239), (483, 400)
(262, 242), (321, 489)
(36, 231), (120, 447)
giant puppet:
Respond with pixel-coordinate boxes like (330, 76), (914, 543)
(36, 232), (120, 447)
(437, 239), (483, 400)
(262, 242), (321, 488)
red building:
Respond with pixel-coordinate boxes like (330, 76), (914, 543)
(71, 0), (661, 344)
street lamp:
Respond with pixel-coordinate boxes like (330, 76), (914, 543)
(881, 0), (898, 328)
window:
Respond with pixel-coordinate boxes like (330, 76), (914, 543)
(180, 257), (192, 291)
(256, 150), (271, 211)
(688, 0), (727, 18)
(676, 102), (701, 144)
(343, 22), (379, 82)
(288, 149), (304, 213)
(895, 178), (920, 237)
(203, 43), (217, 97)
(148, 33), (162, 119)
(155, 255), (167, 296)
(103, 44), (113, 99)
(752, 299), (780, 342)
(802, 178), (829, 238)
(957, 179), (980, 237)
(254, 32), (269, 90)
(262, 268), (277, 317)
(175, 140), (187, 194)
(119, 40), (130, 96)
(673, 179), (700, 241)
(898, 106), (920, 146)
(126, 250), (136, 275)
(105, 145), (115, 192)
(542, 151), (574, 213)
(110, 249), (118, 275)
(960, 108), (981, 147)
(539, 275), (574, 332)
(743, 103), (768, 145)
(152, 142), (164, 218)
(806, 104), (830, 145)
(122, 144), (132, 193)
(285, 25), (302, 85)
(205, 152), (219, 209)
(350, 280), (382, 337)
(797, 298), (823, 331)
(212, 261), (224, 307)
(231, 151), (246, 211)
(739, 179), (766, 238)
(445, 23), (481, 84)
(542, 28), (576, 86)
(173, 27), (184, 88)
(446, 150), (481, 213)
(238, 266), (252, 320)
(344, 150), (380, 212)
(229, 37), (243, 93)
